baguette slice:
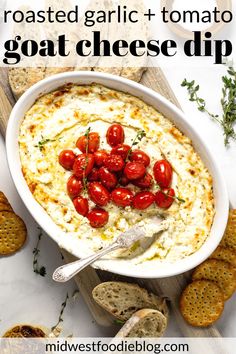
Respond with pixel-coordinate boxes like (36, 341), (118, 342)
(8, 67), (46, 99)
(92, 281), (168, 321)
(115, 309), (167, 338)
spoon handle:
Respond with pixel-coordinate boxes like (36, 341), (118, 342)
(53, 242), (120, 282)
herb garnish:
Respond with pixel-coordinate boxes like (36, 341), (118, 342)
(126, 129), (146, 161)
(155, 184), (185, 204)
(82, 127), (91, 189)
(181, 79), (220, 121)
(51, 293), (69, 331)
(221, 66), (236, 145)
(35, 136), (56, 151)
(33, 228), (46, 277)
(114, 319), (125, 325)
(181, 65), (236, 146)
(72, 290), (80, 301)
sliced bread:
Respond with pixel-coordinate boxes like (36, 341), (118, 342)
(92, 281), (168, 321)
(115, 309), (167, 338)
(8, 67), (46, 99)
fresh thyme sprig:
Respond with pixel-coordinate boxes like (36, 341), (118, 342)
(126, 129), (146, 161)
(221, 66), (236, 145)
(155, 183), (185, 204)
(82, 127), (91, 189)
(35, 135), (56, 151)
(181, 79), (220, 122)
(33, 228), (46, 277)
(181, 66), (236, 146)
(51, 293), (69, 331)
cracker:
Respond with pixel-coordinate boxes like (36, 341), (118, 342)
(221, 210), (236, 250)
(210, 246), (236, 269)
(0, 202), (13, 212)
(0, 211), (27, 255)
(180, 280), (224, 327)
(192, 259), (236, 300)
(0, 192), (13, 212)
(0, 191), (9, 204)
(3, 325), (45, 338)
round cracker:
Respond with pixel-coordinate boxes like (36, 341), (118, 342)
(180, 280), (224, 327)
(0, 191), (9, 203)
(3, 325), (45, 338)
(210, 246), (236, 269)
(0, 192), (12, 205)
(0, 202), (13, 212)
(221, 209), (236, 250)
(192, 259), (236, 300)
(0, 211), (27, 255)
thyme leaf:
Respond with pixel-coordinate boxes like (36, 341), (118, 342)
(181, 66), (236, 146)
(51, 293), (69, 331)
(35, 135), (56, 151)
(126, 129), (146, 161)
(114, 319), (125, 325)
(33, 228), (46, 277)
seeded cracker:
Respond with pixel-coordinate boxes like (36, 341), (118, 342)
(180, 280), (224, 327)
(0, 211), (27, 255)
(0, 192), (13, 212)
(0, 191), (10, 203)
(0, 202), (13, 212)
(210, 246), (236, 269)
(220, 210), (236, 250)
(192, 259), (236, 300)
(3, 325), (45, 337)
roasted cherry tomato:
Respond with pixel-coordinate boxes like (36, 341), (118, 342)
(94, 150), (109, 167)
(87, 168), (100, 182)
(73, 196), (89, 216)
(67, 175), (83, 198)
(133, 191), (155, 210)
(73, 154), (94, 179)
(59, 150), (76, 170)
(88, 182), (110, 207)
(87, 208), (109, 228)
(98, 167), (118, 190)
(111, 188), (134, 207)
(132, 173), (153, 189)
(111, 144), (131, 160)
(153, 160), (172, 188)
(130, 149), (150, 167)
(106, 124), (125, 147)
(119, 174), (130, 187)
(76, 132), (100, 153)
(155, 188), (175, 209)
(105, 154), (125, 172)
(124, 161), (146, 180)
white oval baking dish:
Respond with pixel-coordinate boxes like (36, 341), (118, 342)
(6, 72), (229, 278)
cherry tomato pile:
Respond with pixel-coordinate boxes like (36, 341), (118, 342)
(59, 124), (176, 228)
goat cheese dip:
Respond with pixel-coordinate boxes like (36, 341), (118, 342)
(19, 83), (215, 264)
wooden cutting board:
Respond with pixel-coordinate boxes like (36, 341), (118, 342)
(0, 67), (222, 337)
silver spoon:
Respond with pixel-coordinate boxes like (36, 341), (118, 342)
(52, 216), (168, 283)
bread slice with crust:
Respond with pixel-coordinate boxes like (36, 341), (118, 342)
(115, 309), (167, 338)
(92, 281), (168, 321)
(8, 67), (46, 99)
